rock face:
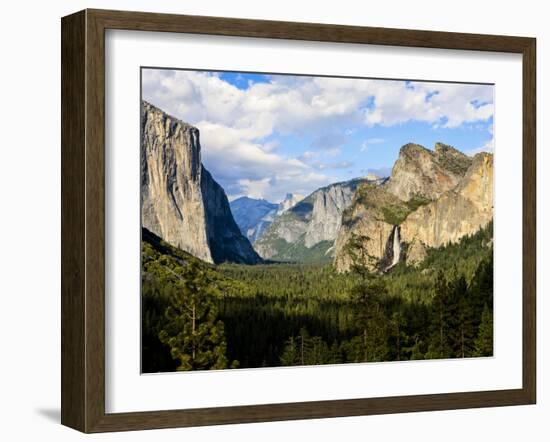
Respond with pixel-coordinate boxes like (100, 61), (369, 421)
(230, 197), (278, 243)
(333, 184), (401, 272)
(303, 184), (357, 247)
(385, 142), (472, 201)
(277, 193), (304, 215)
(229, 194), (304, 245)
(254, 179), (367, 261)
(141, 101), (260, 264)
(333, 143), (492, 272)
(400, 152), (493, 251)
(406, 238), (427, 266)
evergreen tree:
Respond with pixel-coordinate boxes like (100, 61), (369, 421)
(158, 261), (236, 371)
(344, 232), (390, 362)
(448, 274), (475, 358)
(280, 336), (299, 366)
(390, 310), (407, 361)
(344, 232), (377, 278)
(474, 305), (493, 356)
(348, 278), (389, 362)
(142, 221), (494, 370)
(469, 255), (494, 327)
(426, 270), (452, 359)
(328, 341), (343, 365)
(280, 328), (334, 366)
(406, 334), (425, 360)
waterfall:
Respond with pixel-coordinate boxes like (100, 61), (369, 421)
(391, 225), (400, 267)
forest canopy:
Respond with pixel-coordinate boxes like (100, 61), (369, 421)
(142, 224), (493, 372)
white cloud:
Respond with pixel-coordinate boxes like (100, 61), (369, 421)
(142, 69), (494, 200)
(362, 81), (493, 128)
(231, 172), (332, 202)
(143, 70), (494, 137)
(236, 178), (272, 200)
(299, 150), (319, 161)
(466, 137), (494, 156)
(360, 137), (385, 152)
(324, 148), (342, 157)
(196, 122), (310, 197)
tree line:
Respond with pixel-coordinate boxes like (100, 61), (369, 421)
(141, 225), (493, 372)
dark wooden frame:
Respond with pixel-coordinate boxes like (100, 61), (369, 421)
(61, 8), (536, 433)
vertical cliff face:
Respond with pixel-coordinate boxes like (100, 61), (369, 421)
(333, 143), (492, 272)
(141, 101), (260, 264)
(332, 184), (400, 272)
(303, 183), (356, 247)
(253, 179), (366, 261)
(400, 152), (493, 254)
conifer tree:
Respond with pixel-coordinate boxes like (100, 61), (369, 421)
(280, 336), (299, 366)
(158, 261), (236, 371)
(469, 255), (494, 327)
(426, 270), (452, 359)
(344, 233), (389, 362)
(390, 310), (407, 361)
(474, 305), (493, 357)
(448, 274), (475, 358)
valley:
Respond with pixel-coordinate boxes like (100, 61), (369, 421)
(140, 100), (494, 372)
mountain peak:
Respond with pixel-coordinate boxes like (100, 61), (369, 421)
(141, 101), (260, 264)
(141, 100), (195, 132)
(277, 193), (304, 214)
(232, 195), (272, 204)
(400, 142), (432, 157)
(334, 142), (491, 272)
(282, 193), (300, 202)
(435, 141), (461, 155)
(434, 142), (472, 176)
(386, 141), (472, 201)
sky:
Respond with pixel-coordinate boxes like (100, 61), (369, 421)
(142, 68), (494, 204)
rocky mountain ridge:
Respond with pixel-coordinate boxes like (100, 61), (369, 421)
(400, 152), (493, 263)
(141, 101), (492, 270)
(333, 142), (492, 272)
(253, 178), (373, 261)
(277, 193), (304, 215)
(385, 142), (472, 201)
(229, 197), (278, 243)
(229, 193), (305, 245)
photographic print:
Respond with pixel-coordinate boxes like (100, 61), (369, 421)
(140, 68), (494, 373)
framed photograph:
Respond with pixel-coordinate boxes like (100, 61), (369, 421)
(61, 9), (536, 433)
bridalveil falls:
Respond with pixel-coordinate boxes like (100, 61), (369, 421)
(383, 225), (401, 272)
(391, 225), (401, 267)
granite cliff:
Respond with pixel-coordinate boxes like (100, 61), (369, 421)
(333, 143), (492, 272)
(141, 101), (260, 264)
(254, 178), (373, 262)
(385, 142), (472, 201)
(400, 152), (493, 263)
(230, 193), (303, 245)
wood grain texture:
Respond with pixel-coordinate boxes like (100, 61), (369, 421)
(85, 9), (107, 432)
(522, 38), (536, 404)
(61, 10), (86, 432)
(60, 8), (537, 433)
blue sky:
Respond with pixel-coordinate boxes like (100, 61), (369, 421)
(142, 69), (494, 203)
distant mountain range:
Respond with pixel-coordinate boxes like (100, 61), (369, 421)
(229, 193), (303, 244)
(252, 178), (381, 263)
(141, 101), (493, 269)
